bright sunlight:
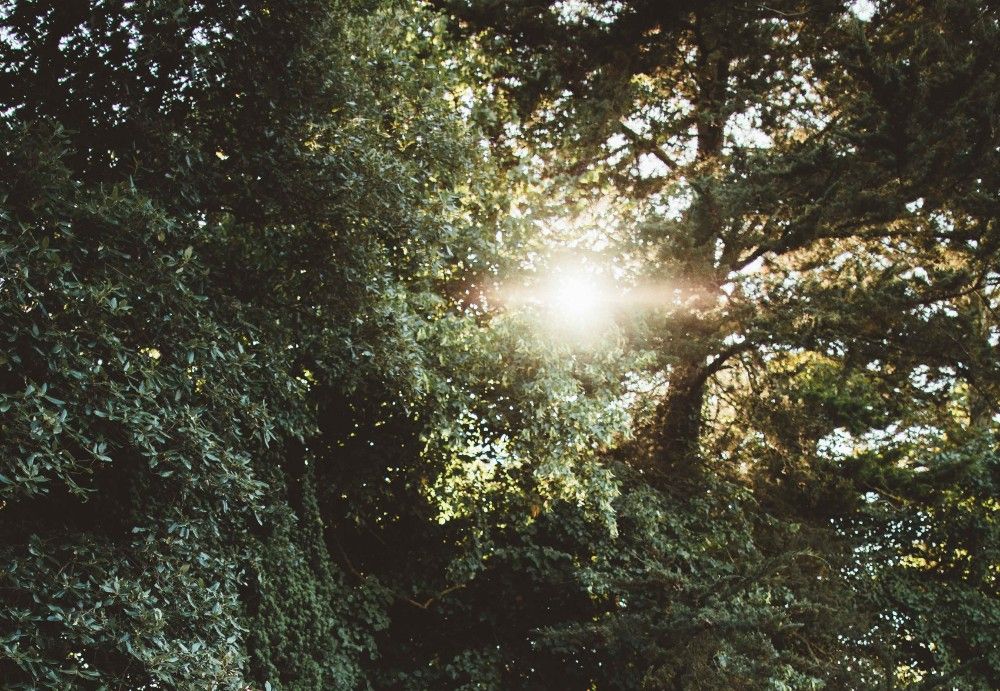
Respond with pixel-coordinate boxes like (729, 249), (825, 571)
(542, 268), (610, 330)
(496, 260), (619, 342)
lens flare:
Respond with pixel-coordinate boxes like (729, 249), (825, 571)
(545, 271), (607, 329)
(493, 257), (719, 346)
(494, 263), (616, 342)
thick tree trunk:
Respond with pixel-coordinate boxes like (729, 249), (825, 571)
(655, 361), (708, 467)
(651, 12), (731, 471)
(967, 294), (995, 430)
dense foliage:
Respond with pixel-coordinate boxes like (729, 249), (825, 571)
(2, 0), (998, 689)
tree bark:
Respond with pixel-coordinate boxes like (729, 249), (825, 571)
(655, 361), (708, 467)
(653, 11), (731, 470)
(967, 293), (995, 430)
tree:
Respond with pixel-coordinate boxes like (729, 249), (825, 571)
(434, 0), (1000, 685)
(3, 0), (998, 687)
(436, 0), (998, 464)
(0, 0), (516, 687)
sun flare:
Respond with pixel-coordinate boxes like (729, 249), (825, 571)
(495, 263), (618, 341)
(546, 272), (605, 325)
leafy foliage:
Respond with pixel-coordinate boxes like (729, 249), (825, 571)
(2, 0), (999, 689)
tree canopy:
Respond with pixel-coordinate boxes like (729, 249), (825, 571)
(2, 0), (998, 689)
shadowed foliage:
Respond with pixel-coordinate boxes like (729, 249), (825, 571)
(2, 0), (998, 688)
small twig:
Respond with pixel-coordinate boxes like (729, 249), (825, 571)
(619, 122), (679, 172)
(402, 582), (468, 610)
(334, 536), (467, 611)
(757, 5), (807, 18)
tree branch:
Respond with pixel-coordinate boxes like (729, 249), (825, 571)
(619, 121), (679, 172)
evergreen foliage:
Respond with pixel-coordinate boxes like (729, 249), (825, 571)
(2, 0), (998, 689)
